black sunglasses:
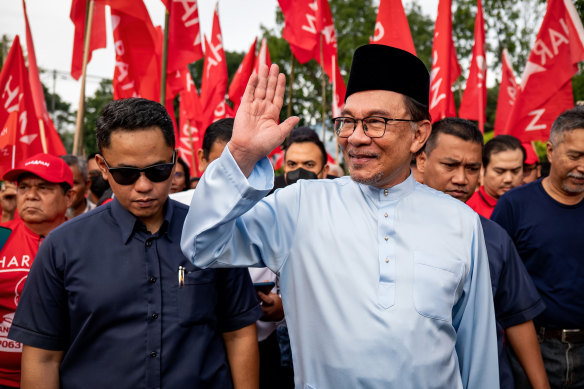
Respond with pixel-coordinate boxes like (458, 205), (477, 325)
(102, 151), (176, 185)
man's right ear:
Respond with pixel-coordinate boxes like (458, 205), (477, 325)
(416, 152), (427, 174)
(197, 149), (208, 173)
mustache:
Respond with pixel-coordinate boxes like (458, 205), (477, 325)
(568, 172), (584, 179)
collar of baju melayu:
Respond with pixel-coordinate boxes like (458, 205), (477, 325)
(360, 174), (416, 204)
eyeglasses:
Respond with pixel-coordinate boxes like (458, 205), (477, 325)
(102, 151), (176, 185)
(332, 116), (416, 138)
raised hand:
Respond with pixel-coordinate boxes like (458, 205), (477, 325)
(229, 63), (300, 177)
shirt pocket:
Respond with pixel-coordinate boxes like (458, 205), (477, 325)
(177, 268), (217, 326)
(413, 252), (464, 322)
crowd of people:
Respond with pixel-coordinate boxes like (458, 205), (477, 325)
(0, 44), (582, 389)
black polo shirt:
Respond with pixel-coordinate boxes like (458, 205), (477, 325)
(9, 198), (261, 389)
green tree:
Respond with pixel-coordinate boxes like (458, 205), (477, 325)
(82, 79), (113, 156)
(42, 81), (75, 152)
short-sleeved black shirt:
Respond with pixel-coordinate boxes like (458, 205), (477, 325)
(9, 198), (261, 389)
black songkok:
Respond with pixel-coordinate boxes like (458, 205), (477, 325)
(345, 44), (429, 107)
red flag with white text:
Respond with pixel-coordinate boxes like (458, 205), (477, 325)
(110, 0), (160, 101)
(70, 0), (106, 80)
(253, 38), (272, 74)
(494, 49), (519, 134)
(179, 71), (203, 176)
(167, 0), (204, 73)
(0, 36), (45, 177)
(503, 0), (584, 141)
(23, 0), (66, 155)
(370, 0), (416, 55)
(458, 0), (487, 131)
(228, 38), (257, 112)
(278, 0), (323, 63)
(429, 0), (460, 122)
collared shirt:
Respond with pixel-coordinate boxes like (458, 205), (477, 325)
(480, 216), (545, 389)
(0, 219), (43, 387)
(9, 198), (261, 389)
(181, 148), (499, 389)
(492, 180), (584, 329)
(467, 185), (497, 218)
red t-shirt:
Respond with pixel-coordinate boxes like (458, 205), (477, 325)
(0, 219), (43, 387)
(466, 185), (498, 219)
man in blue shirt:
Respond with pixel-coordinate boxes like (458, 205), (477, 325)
(416, 117), (549, 389)
(491, 106), (584, 388)
(9, 98), (262, 388)
(181, 45), (498, 388)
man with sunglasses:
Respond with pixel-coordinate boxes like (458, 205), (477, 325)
(181, 45), (498, 388)
(9, 98), (262, 388)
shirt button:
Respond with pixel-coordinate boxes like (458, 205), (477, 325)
(149, 276), (157, 284)
(384, 213), (388, 218)
(385, 257), (390, 263)
(146, 240), (153, 247)
(152, 313), (159, 320)
(150, 351), (157, 358)
(384, 189), (388, 196)
(384, 236), (389, 241)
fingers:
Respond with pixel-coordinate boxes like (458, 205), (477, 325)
(265, 64), (279, 102)
(279, 116), (301, 138)
(241, 71), (259, 104)
(254, 64), (270, 100)
(272, 73), (287, 110)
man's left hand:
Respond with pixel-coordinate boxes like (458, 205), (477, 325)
(257, 292), (284, 322)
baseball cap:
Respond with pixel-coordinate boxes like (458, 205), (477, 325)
(522, 143), (540, 165)
(3, 153), (74, 187)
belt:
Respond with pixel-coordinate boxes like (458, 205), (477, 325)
(538, 327), (584, 343)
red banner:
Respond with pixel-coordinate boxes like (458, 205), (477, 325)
(70, 0), (106, 80)
(178, 72), (203, 176)
(253, 38), (272, 74)
(503, 0), (584, 142)
(228, 38), (257, 113)
(494, 49), (519, 135)
(429, 0), (460, 122)
(458, 0), (487, 132)
(167, 0), (204, 73)
(370, 0), (416, 55)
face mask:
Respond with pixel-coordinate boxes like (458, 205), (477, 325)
(285, 168), (318, 185)
(90, 173), (110, 198)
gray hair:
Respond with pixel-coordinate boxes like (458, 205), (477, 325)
(60, 154), (89, 181)
(550, 106), (584, 145)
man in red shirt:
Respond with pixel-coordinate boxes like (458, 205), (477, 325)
(0, 153), (73, 388)
(466, 135), (525, 218)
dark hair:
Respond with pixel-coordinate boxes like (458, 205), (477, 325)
(190, 177), (200, 184)
(96, 98), (175, 152)
(423, 118), (483, 156)
(202, 118), (234, 160)
(483, 135), (525, 168)
(404, 96), (431, 122)
(285, 127), (327, 167)
(60, 154), (88, 181)
(176, 156), (190, 182)
(87, 152), (98, 162)
(550, 106), (584, 144)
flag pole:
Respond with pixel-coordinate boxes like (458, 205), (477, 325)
(287, 51), (295, 118)
(320, 35), (326, 142)
(160, 9), (170, 104)
(38, 119), (47, 153)
(73, 0), (95, 155)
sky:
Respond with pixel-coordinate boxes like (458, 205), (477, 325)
(0, 0), (439, 113)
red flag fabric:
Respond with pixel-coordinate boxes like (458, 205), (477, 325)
(23, 0), (66, 156)
(200, 5), (229, 132)
(110, 0), (160, 101)
(228, 38), (257, 112)
(429, 0), (461, 122)
(70, 0), (106, 80)
(178, 71), (203, 176)
(167, 0), (204, 73)
(494, 49), (519, 134)
(503, 0), (584, 142)
(278, 0), (322, 64)
(253, 38), (272, 74)
(331, 57), (346, 118)
(458, 0), (487, 132)
(0, 36), (45, 177)
(370, 0), (416, 55)
(0, 112), (18, 171)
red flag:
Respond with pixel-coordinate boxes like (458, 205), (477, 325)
(167, 0), (204, 73)
(0, 112), (18, 172)
(228, 38), (257, 112)
(110, 0), (160, 101)
(278, 0), (322, 64)
(494, 49), (519, 134)
(253, 38), (272, 74)
(178, 71), (203, 176)
(429, 0), (461, 122)
(503, 0), (584, 141)
(332, 57), (346, 118)
(0, 36), (45, 177)
(23, 0), (66, 156)
(458, 0), (487, 132)
(70, 0), (106, 80)
(200, 4), (229, 132)
(370, 0), (416, 55)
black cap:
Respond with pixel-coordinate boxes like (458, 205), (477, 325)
(345, 44), (429, 107)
